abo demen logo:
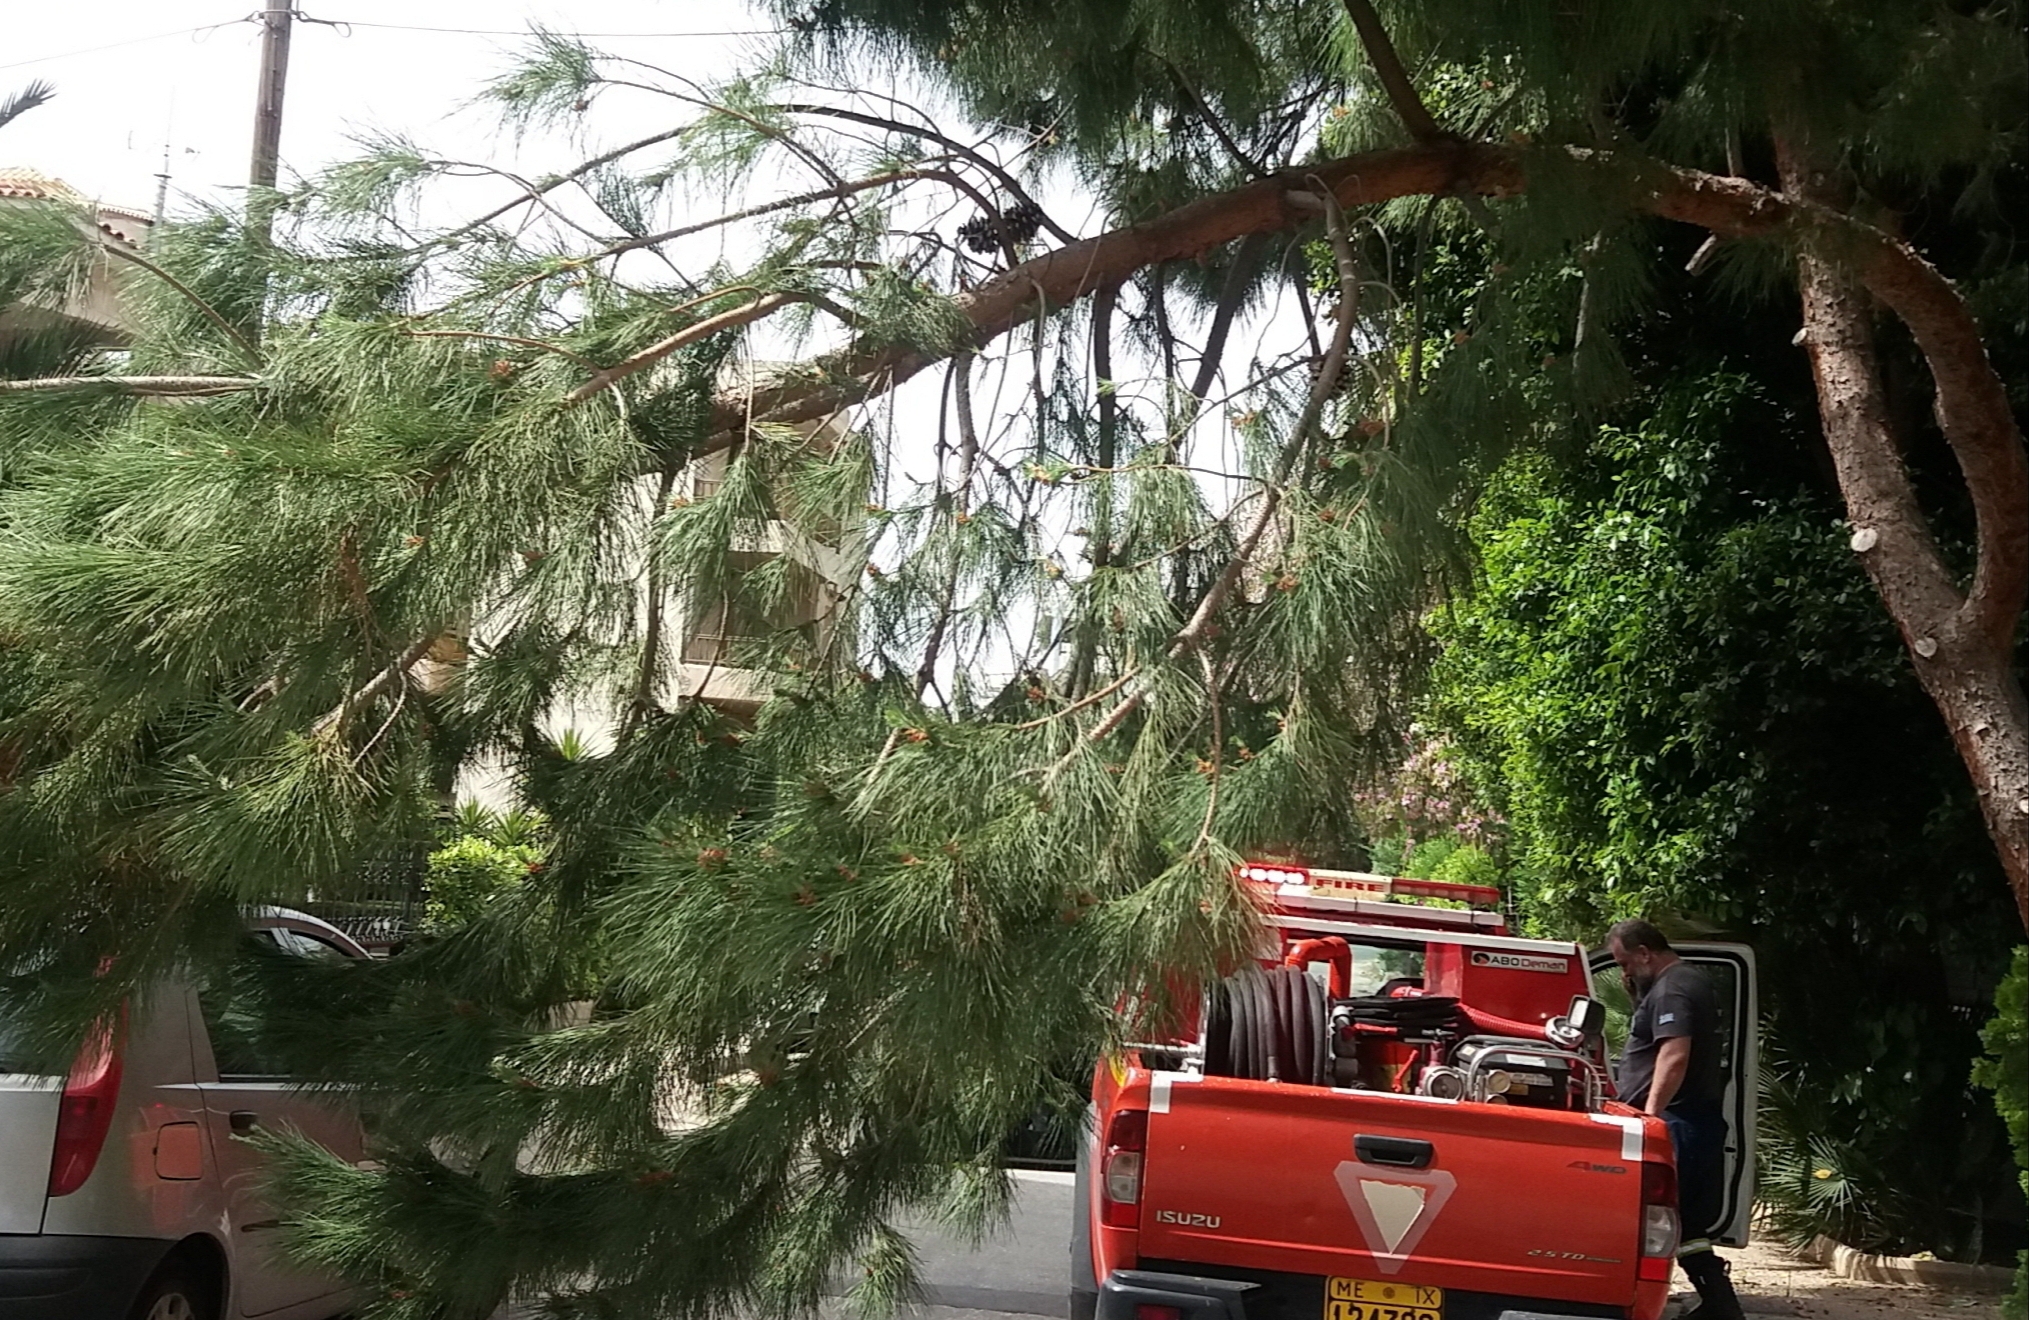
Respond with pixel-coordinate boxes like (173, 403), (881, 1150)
(1333, 1160), (1458, 1274)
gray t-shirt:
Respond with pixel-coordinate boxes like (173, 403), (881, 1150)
(1617, 960), (1722, 1112)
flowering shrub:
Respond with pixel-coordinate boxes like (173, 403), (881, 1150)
(1357, 729), (1504, 880)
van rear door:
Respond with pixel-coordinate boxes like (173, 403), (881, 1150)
(1588, 942), (1758, 1247)
(196, 922), (366, 1316)
(0, 1022), (61, 1234)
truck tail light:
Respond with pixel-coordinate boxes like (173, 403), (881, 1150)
(1100, 1108), (1148, 1228)
(1637, 1159), (1679, 1274)
(48, 1011), (126, 1197)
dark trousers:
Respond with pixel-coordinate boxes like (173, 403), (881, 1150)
(1664, 1101), (1728, 1246)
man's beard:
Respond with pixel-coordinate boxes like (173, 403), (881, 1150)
(1623, 968), (1657, 1000)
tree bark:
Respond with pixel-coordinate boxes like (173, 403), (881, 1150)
(1189, 233), (1272, 401)
(1777, 147), (2029, 925)
(699, 142), (1517, 443)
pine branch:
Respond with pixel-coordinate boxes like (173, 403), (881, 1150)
(596, 165), (993, 262)
(698, 141), (1502, 449)
(1091, 280), (1121, 553)
(1188, 233), (1271, 400)
(1191, 649), (1224, 855)
(1014, 670), (1139, 730)
(0, 375), (255, 396)
(915, 353), (980, 699)
(1338, 0), (1446, 143)
(687, 143), (2023, 519)
(623, 466), (683, 737)
(432, 158), (617, 248)
(430, 125), (692, 249)
(1068, 281), (1124, 698)
(1172, 182), (1359, 651)
(1075, 182), (1363, 746)
(564, 292), (802, 403)
(98, 242), (264, 363)
(773, 103), (1076, 244)
(596, 74), (848, 192)
(311, 637), (439, 740)
(1165, 64), (1273, 179)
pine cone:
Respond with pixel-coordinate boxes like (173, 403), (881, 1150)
(957, 199), (1048, 253)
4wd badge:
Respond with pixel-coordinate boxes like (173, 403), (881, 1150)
(1470, 950), (1569, 974)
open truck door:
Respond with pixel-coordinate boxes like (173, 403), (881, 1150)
(1589, 942), (1759, 1247)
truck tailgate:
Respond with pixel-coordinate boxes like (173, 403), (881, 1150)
(1138, 1074), (1647, 1308)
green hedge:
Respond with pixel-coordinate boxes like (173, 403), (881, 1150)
(423, 834), (540, 932)
(1974, 947), (2028, 1319)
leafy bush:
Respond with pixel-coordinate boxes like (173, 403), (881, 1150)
(1974, 948), (2028, 1317)
(1425, 842), (1502, 891)
(1429, 376), (2025, 1262)
(1757, 1044), (1912, 1253)
(423, 834), (540, 932)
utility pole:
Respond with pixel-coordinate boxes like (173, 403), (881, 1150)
(151, 142), (171, 242)
(247, 0), (296, 245)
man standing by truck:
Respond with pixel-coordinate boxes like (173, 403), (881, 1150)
(1607, 919), (1745, 1320)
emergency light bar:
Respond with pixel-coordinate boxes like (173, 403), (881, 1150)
(1238, 861), (1504, 911)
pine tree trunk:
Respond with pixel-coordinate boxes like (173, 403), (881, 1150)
(1782, 149), (2029, 928)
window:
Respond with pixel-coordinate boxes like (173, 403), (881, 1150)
(1345, 945), (1426, 997)
(682, 553), (826, 666)
(1279, 932), (1427, 997)
(198, 929), (349, 1080)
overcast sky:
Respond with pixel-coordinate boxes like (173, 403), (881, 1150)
(6, 2), (782, 214)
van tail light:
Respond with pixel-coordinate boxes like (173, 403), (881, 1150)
(47, 1010), (126, 1197)
(1099, 1108), (1148, 1229)
(1637, 1158), (1680, 1276)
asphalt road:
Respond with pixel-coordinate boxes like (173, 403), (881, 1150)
(877, 1169), (1075, 1320)
(493, 1169), (1075, 1320)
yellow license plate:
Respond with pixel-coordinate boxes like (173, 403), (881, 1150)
(1325, 1277), (1443, 1320)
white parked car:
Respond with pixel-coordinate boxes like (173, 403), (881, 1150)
(0, 909), (368, 1320)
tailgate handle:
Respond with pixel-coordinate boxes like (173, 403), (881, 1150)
(1355, 1134), (1434, 1168)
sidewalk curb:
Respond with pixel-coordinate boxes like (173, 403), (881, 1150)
(1800, 1235), (2016, 1294)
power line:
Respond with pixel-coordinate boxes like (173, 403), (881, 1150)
(0, 22), (248, 74)
(298, 17), (786, 38)
(0, 14), (784, 75)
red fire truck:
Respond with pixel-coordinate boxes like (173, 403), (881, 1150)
(1072, 864), (1758, 1320)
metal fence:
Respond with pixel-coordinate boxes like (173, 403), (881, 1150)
(297, 845), (428, 954)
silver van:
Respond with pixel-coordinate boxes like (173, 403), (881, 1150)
(0, 910), (367, 1320)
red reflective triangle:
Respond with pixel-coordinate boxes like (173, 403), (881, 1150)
(1332, 1163), (1458, 1275)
